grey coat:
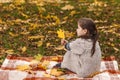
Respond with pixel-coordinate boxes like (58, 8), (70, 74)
(61, 38), (101, 77)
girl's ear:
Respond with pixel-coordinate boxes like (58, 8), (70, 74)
(83, 29), (87, 34)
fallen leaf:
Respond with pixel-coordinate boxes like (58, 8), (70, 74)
(69, 10), (76, 16)
(21, 46), (27, 53)
(28, 35), (44, 40)
(55, 45), (64, 50)
(9, 32), (19, 37)
(5, 49), (14, 54)
(34, 54), (43, 61)
(51, 56), (59, 61)
(46, 43), (51, 47)
(37, 60), (50, 70)
(20, 31), (30, 35)
(30, 60), (39, 64)
(16, 64), (31, 71)
(50, 68), (64, 76)
(0, 19), (3, 23)
(61, 5), (74, 10)
(113, 47), (119, 52)
(13, 0), (25, 3)
(35, 41), (43, 47)
(43, 73), (51, 77)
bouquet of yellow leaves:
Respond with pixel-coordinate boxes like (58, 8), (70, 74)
(57, 29), (65, 39)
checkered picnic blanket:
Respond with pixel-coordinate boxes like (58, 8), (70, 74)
(0, 55), (120, 80)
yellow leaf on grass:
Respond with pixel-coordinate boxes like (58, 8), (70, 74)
(21, 46), (27, 53)
(55, 45), (64, 50)
(113, 47), (119, 52)
(61, 5), (74, 10)
(28, 35), (44, 40)
(46, 43), (51, 47)
(5, 49), (14, 54)
(0, 19), (3, 23)
(9, 32), (19, 37)
(57, 29), (65, 39)
(13, 0), (25, 3)
(20, 12), (28, 18)
(69, 10), (76, 16)
(35, 41), (43, 47)
(29, 23), (38, 30)
(20, 31), (30, 35)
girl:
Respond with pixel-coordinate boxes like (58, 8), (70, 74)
(60, 18), (102, 77)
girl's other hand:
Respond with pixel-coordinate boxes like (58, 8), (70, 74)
(61, 39), (68, 45)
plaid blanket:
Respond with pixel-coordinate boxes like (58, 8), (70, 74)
(0, 55), (120, 80)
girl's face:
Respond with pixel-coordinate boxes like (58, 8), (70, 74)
(76, 25), (87, 37)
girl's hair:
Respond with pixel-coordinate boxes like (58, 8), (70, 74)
(78, 18), (98, 57)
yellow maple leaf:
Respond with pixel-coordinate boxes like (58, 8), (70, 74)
(57, 29), (65, 39)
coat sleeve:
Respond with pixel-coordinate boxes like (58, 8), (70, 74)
(69, 39), (85, 55)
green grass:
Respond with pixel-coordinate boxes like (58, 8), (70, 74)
(0, 0), (120, 66)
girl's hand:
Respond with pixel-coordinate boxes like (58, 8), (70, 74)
(61, 39), (68, 45)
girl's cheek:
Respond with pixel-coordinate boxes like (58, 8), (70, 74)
(76, 29), (78, 33)
(77, 29), (80, 36)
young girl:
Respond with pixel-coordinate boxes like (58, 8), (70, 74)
(59, 18), (101, 77)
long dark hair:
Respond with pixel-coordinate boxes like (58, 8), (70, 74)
(78, 18), (98, 56)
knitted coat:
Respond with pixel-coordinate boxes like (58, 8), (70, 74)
(61, 38), (101, 77)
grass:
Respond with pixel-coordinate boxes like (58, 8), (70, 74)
(0, 0), (120, 66)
